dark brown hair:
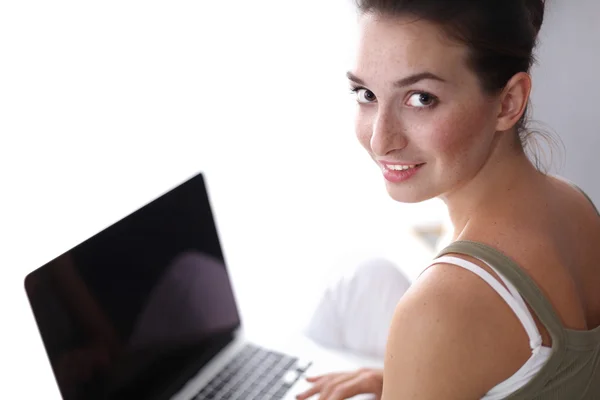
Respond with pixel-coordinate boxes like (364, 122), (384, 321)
(354, 0), (547, 154)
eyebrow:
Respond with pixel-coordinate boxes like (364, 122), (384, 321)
(346, 71), (446, 88)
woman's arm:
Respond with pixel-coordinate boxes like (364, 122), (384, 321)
(381, 262), (531, 400)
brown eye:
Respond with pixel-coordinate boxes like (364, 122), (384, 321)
(419, 93), (433, 105)
(354, 88), (377, 104)
(407, 92), (437, 108)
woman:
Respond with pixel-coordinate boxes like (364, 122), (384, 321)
(297, 0), (600, 399)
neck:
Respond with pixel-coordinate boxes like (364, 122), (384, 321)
(440, 136), (544, 241)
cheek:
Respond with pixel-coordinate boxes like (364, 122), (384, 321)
(355, 110), (373, 151)
(421, 104), (494, 163)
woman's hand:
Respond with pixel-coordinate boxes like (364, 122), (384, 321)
(295, 368), (383, 400)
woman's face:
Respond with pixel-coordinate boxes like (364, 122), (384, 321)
(350, 14), (502, 203)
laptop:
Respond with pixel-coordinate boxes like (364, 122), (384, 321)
(23, 172), (328, 400)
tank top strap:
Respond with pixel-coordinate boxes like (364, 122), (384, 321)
(429, 255), (543, 351)
(435, 241), (566, 347)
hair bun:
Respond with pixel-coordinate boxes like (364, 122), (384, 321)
(524, 0), (545, 35)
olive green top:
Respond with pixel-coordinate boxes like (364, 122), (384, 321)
(436, 182), (600, 399)
(436, 240), (600, 399)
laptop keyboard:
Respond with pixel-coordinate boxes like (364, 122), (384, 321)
(194, 344), (312, 400)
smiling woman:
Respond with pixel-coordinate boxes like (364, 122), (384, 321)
(297, 1), (600, 399)
(348, 9), (532, 205)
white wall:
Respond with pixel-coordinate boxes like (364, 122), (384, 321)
(2, 0), (595, 398)
(530, 0), (600, 203)
(0, 1), (436, 398)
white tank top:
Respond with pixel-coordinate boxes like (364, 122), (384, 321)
(424, 255), (552, 399)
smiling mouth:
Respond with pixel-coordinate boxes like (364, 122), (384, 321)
(383, 163), (425, 171)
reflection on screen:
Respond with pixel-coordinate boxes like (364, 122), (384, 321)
(24, 175), (241, 400)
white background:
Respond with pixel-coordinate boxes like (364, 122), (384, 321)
(528, 0), (600, 203)
(3, 0), (599, 398)
(0, 1), (443, 398)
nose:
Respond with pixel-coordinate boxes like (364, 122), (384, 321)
(370, 108), (408, 157)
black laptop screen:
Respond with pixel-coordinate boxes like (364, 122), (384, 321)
(24, 174), (241, 400)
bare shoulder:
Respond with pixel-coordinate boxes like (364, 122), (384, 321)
(382, 261), (531, 400)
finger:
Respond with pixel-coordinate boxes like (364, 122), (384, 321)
(318, 374), (356, 400)
(327, 375), (369, 400)
(298, 374), (342, 400)
(306, 372), (342, 383)
(296, 383), (323, 400)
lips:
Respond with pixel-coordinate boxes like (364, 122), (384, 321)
(380, 160), (426, 169)
(383, 163), (422, 171)
(380, 162), (425, 183)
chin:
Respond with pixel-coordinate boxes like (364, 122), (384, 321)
(384, 181), (437, 204)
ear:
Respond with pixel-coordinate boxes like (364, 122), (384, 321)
(495, 72), (532, 132)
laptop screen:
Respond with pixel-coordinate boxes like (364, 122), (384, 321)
(24, 173), (241, 400)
